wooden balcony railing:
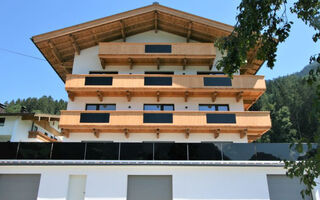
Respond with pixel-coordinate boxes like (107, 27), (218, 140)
(66, 74), (266, 110)
(59, 110), (271, 139)
(98, 43), (216, 69)
(28, 131), (58, 142)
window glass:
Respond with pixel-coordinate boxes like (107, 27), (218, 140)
(89, 71), (118, 74)
(144, 104), (174, 111)
(0, 118), (5, 126)
(99, 104), (116, 111)
(145, 71), (174, 75)
(197, 71), (225, 75)
(217, 105), (229, 111)
(86, 105), (97, 110)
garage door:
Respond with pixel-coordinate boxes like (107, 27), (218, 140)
(267, 175), (312, 200)
(0, 174), (41, 200)
(127, 175), (172, 200)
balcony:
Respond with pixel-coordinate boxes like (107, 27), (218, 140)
(66, 74), (266, 110)
(28, 131), (58, 142)
(0, 142), (315, 161)
(59, 110), (271, 140)
(98, 43), (216, 69)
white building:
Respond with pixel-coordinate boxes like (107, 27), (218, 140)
(0, 3), (318, 200)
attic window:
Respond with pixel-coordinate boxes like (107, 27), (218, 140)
(0, 118), (5, 126)
(145, 45), (172, 53)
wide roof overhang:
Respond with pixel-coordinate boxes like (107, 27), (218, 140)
(31, 3), (263, 82)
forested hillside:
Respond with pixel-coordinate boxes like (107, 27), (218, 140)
(251, 63), (320, 143)
(4, 96), (67, 115)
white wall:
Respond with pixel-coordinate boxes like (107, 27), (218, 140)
(0, 165), (305, 200)
(67, 97), (244, 111)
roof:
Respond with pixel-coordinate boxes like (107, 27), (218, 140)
(31, 3), (263, 82)
(0, 113), (60, 121)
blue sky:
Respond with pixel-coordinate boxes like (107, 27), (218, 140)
(0, 0), (318, 103)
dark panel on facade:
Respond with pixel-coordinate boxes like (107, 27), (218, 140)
(84, 77), (113, 85)
(144, 77), (172, 86)
(85, 142), (119, 160)
(120, 143), (153, 160)
(80, 113), (110, 123)
(0, 142), (18, 159)
(154, 143), (187, 160)
(206, 113), (236, 123)
(203, 77), (232, 86)
(17, 143), (51, 159)
(189, 143), (222, 160)
(143, 113), (173, 123)
(145, 45), (172, 53)
(51, 143), (85, 160)
(222, 143), (257, 160)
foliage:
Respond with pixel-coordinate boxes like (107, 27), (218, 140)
(216, 0), (320, 198)
(4, 96), (67, 115)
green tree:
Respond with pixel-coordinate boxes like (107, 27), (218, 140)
(215, 0), (320, 198)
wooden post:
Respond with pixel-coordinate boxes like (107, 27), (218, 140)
(93, 129), (100, 138)
(154, 11), (158, 33)
(97, 90), (103, 102)
(185, 128), (190, 139)
(186, 22), (192, 42)
(213, 129), (220, 139)
(156, 58), (160, 70)
(68, 92), (75, 101)
(240, 129), (247, 139)
(156, 128), (160, 139)
(182, 58), (187, 70)
(184, 91), (189, 102)
(124, 128), (129, 138)
(128, 58), (133, 69)
(156, 91), (160, 102)
(211, 92), (218, 102)
(100, 58), (106, 69)
(236, 91), (243, 102)
(126, 90), (131, 102)
(61, 129), (70, 138)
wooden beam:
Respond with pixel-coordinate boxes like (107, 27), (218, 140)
(186, 22), (192, 42)
(124, 128), (129, 138)
(184, 91), (189, 102)
(100, 58), (106, 69)
(211, 92), (218, 102)
(240, 129), (247, 139)
(185, 128), (190, 139)
(34, 120), (62, 136)
(69, 34), (80, 55)
(156, 58), (160, 70)
(128, 57), (133, 69)
(209, 59), (214, 70)
(93, 128), (100, 138)
(156, 91), (160, 102)
(97, 90), (103, 102)
(120, 20), (126, 42)
(62, 129), (69, 138)
(68, 91), (75, 101)
(213, 129), (220, 139)
(48, 40), (63, 64)
(236, 91), (243, 102)
(156, 128), (160, 139)
(154, 11), (158, 33)
(126, 90), (131, 102)
(182, 58), (187, 70)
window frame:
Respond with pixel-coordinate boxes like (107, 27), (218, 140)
(85, 104), (116, 111)
(143, 104), (175, 111)
(199, 104), (230, 111)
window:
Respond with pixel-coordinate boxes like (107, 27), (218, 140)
(0, 118), (5, 126)
(199, 104), (229, 111)
(144, 104), (174, 111)
(144, 77), (172, 86)
(80, 113), (110, 123)
(85, 104), (116, 111)
(197, 71), (225, 75)
(89, 71), (118, 74)
(145, 45), (172, 53)
(145, 71), (174, 75)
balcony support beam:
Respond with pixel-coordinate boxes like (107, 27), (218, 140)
(186, 22), (192, 42)
(156, 58), (160, 70)
(128, 58), (133, 69)
(182, 58), (188, 70)
(236, 91), (243, 102)
(126, 90), (132, 102)
(156, 91), (160, 102)
(68, 92), (75, 102)
(120, 20), (126, 42)
(93, 128), (100, 138)
(213, 129), (220, 139)
(69, 34), (80, 55)
(185, 128), (190, 139)
(124, 128), (129, 138)
(97, 90), (103, 102)
(240, 129), (247, 139)
(156, 128), (160, 139)
(184, 91), (189, 102)
(61, 129), (69, 138)
(48, 41), (63, 65)
(211, 92), (218, 102)
(154, 11), (158, 33)
(100, 58), (106, 69)
(209, 59), (214, 70)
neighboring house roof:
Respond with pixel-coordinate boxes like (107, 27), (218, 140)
(31, 2), (263, 82)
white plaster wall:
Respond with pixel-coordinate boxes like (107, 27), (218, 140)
(67, 97), (244, 111)
(0, 116), (17, 136)
(0, 165), (297, 200)
(72, 31), (222, 75)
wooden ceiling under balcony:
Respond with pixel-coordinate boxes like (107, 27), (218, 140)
(31, 3), (264, 82)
